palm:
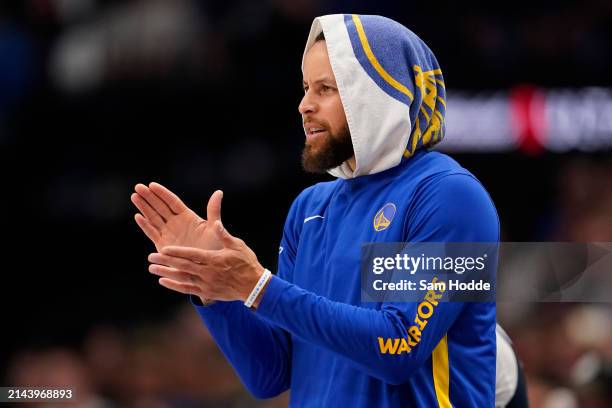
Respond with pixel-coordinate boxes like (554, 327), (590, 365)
(131, 182), (225, 252)
(156, 209), (221, 252)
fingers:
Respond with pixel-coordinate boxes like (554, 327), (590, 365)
(135, 213), (161, 243)
(159, 246), (215, 264)
(149, 264), (200, 284)
(158, 278), (198, 295)
(148, 252), (202, 272)
(206, 190), (223, 224)
(149, 182), (188, 214)
(131, 192), (164, 229)
(134, 183), (173, 221)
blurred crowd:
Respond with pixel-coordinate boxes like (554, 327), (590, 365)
(6, 304), (289, 407)
(496, 157), (612, 408)
(2, 0), (612, 407)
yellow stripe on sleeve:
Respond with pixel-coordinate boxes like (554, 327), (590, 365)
(432, 334), (452, 408)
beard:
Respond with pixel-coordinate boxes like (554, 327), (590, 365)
(301, 124), (354, 174)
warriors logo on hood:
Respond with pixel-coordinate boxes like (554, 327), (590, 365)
(303, 14), (446, 179)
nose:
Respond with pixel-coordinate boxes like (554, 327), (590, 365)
(298, 91), (316, 115)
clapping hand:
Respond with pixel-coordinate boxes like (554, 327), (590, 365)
(131, 182), (224, 252)
(131, 183), (265, 305)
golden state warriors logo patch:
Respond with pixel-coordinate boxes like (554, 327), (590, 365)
(373, 203), (396, 232)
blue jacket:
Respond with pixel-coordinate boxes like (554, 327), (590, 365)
(194, 149), (499, 407)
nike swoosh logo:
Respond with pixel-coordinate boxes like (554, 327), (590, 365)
(303, 215), (324, 223)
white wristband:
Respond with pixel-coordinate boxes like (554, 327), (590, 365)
(244, 268), (272, 308)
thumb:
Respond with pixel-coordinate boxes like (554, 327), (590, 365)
(206, 190), (223, 223)
(214, 219), (236, 248)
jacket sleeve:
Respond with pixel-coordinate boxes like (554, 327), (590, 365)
(192, 300), (291, 398)
(254, 174), (499, 385)
(191, 196), (302, 398)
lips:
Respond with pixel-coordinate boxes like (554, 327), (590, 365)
(303, 121), (327, 137)
(306, 130), (327, 143)
(308, 128), (325, 135)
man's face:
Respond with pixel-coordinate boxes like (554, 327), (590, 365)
(299, 40), (353, 174)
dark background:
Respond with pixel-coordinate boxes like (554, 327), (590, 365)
(1, 0), (611, 406)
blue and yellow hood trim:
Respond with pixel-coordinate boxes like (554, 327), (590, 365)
(303, 14), (446, 178)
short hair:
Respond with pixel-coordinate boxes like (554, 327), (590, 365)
(315, 31), (325, 42)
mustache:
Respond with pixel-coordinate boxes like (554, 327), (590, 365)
(302, 117), (330, 128)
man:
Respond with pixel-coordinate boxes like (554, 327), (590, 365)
(132, 14), (504, 406)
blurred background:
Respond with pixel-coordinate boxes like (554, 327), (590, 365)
(1, 0), (611, 406)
